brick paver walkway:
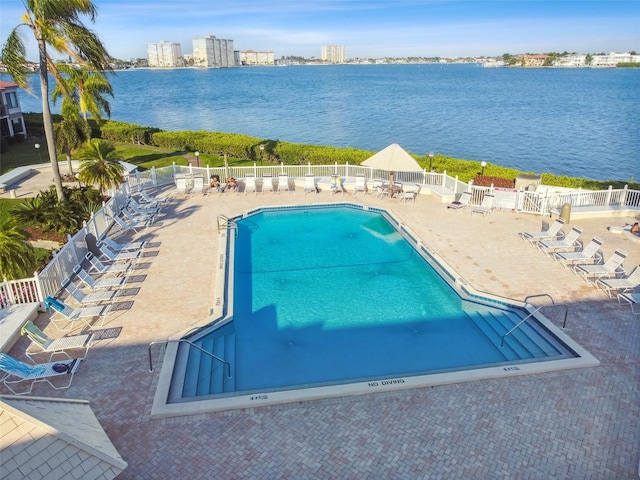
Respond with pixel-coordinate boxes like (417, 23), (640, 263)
(3, 180), (639, 479)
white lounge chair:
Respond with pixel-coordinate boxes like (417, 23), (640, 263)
(244, 174), (257, 195)
(73, 265), (129, 291)
(140, 190), (168, 206)
(191, 175), (205, 195)
(574, 249), (627, 283)
(537, 226), (583, 255)
(44, 296), (111, 331)
(86, 252), (132, 276)
(97, 242), (141, 264)
(175, 176), (190, 195)
(617, 291), (640, 314)
(121, 205), (155, 224)
(21, 321), (93, 361)
(127, 197), (161, 214)
(331, 174), (345, 195)
(471, 194), (495, 217)
(113, 215), (149, 233)
(262, 174), (274, 194)
(596, 266), (640, 298)
(303, 174), (317, 194)
(519, 217), (566, 244)
(554, 237), (603, 266)
(353, 174), (367, 195)
(101, 235), (146, 253)
(399, 184), (419, 203)
(62, 277), (122, 306)
(0, 353), (81, 395)
(447, 191), (472, 210)
(278, 173), (290, 193)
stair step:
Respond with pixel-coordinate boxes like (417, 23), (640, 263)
(467, 312), (519, 361)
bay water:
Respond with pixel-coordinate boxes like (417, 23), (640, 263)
(6, 64), (639, 181)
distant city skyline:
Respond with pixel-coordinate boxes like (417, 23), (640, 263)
(1, 0), (638, 61)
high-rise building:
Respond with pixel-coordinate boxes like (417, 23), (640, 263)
(234, 50), (275, 66)
(192, 35), (235, 68)
(321, 45), (346, 63)
(147, 41), (183, 67)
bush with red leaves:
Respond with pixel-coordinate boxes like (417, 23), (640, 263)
(473, 175), (515, 188)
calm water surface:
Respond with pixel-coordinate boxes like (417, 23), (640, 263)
(7, 64), (639, 181)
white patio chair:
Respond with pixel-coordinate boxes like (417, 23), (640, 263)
(470, 194), (495, 217)
(175, 176), (191, 195)
(21, 321), (93, 361)
(262, 174), (274, 194)
(244, 174), (257, 195)
(0, 353), (82, 395)
(113, 215), (149, 233)
(617, 291), (640, 314)
(191, 175), (205, 195)
(86, 252), (132, 276)
(330, 174), (345, 195)
(120, 206), (155, 224)
(127, 197), (161, 214)
(140, 190), (169, 205)
(554, 237), (603, 266)
(596, 266), (640, 298)
(353, 174), (367, 195)
(62, 277), (122, 306)
(101, 235), (146, 252)
(537, 226), (583, 255)
(278, 173), (290, 193)
(519, 217), (566, 244)
(399, 184), (419, 203)
(73, 265), (129, 291)
(447, 191), (472, 210)
(44, 296), (111, 331)
(303, 174), (317, 194)
(574, 249), (627, 284)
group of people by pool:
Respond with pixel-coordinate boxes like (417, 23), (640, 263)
(209, 175), (238, 193)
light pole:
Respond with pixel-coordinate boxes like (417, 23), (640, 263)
(481, 161), (487, 176)
(194, 151), (200, 168)
(428, 151), (434, 172)
(259, 144), (265, 167)
(35, 143), (42, 163)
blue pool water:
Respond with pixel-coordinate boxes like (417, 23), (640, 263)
(173, 205), (576, 401)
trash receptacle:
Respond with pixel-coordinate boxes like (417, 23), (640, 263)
(560, 203), (571, 223)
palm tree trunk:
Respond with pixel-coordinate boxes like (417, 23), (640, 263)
(38, 39), (65, 202)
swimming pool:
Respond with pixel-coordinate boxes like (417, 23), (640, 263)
(153, 204), (598, 417)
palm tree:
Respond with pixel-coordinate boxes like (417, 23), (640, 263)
(0, 216), (35, 281)
(54, 102), (91, 175)
(1, 0), (113, 202)
(76, 139), (124, 196)
(52, 64), (113, 122)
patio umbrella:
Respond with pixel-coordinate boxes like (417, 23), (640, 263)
(361, 143), (423, 187)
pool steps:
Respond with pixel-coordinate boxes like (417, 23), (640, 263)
(467, 309), (564, 362)
(182, 323), (236, 397)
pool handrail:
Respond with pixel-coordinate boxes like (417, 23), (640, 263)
(149, 339), (232, 378)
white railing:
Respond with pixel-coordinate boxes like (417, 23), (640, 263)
(0, 277), (41, 308)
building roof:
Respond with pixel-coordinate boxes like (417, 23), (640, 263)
(0, 80), (19, 90)
(0, 395), (128, 479)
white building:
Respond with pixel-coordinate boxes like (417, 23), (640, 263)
(235, 50), (275, 66)
(0, 81), (27, 140)
(554, 54), (587, 67)
(192, 35), (235, 68)
(147, 41), (183, 68)
(321, 45), (346, 64)
(590, 52), (640, 67)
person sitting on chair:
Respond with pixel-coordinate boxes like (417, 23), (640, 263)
(225, 176), (239, 192)
(209, 175), (222, 192)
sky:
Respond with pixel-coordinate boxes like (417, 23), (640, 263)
(0, 0), (638, 60)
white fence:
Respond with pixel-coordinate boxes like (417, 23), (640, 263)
(2, 164), (638, 309)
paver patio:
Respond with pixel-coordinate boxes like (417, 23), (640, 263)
(2, 173), (639, 479)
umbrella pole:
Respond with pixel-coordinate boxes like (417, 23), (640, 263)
(389, 172), (394, 189)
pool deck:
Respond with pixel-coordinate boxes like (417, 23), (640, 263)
(2, 179), (640, 478)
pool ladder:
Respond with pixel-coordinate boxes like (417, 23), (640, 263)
(148, 339), (232, 378)
(500, 294), (569, 347)
(217, 214), (238, 237)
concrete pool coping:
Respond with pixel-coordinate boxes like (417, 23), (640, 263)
(150, 203), (601, 419)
